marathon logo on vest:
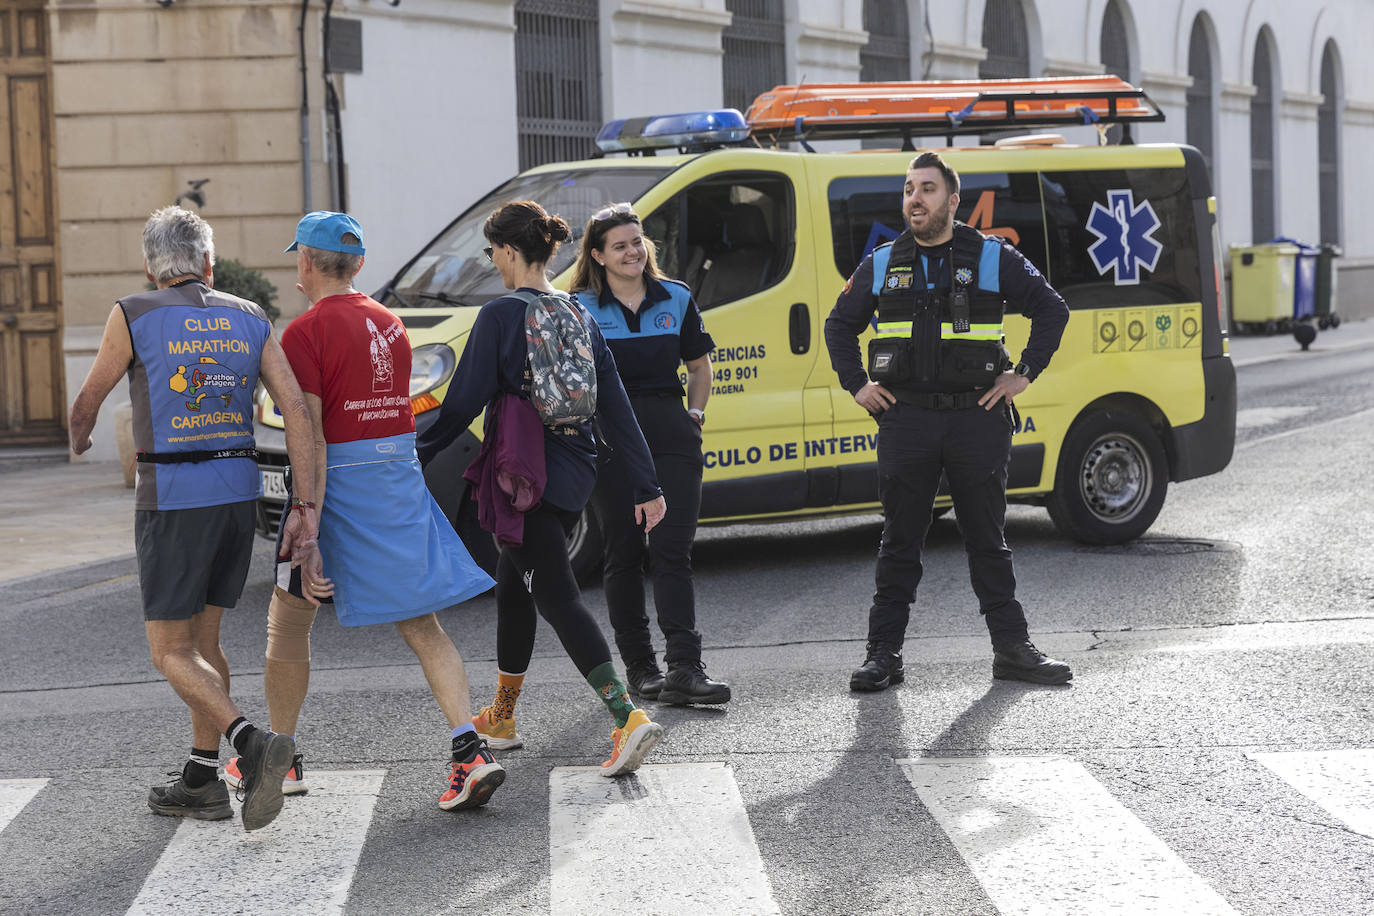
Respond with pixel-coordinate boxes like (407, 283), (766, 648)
(168, 357), (247, 413)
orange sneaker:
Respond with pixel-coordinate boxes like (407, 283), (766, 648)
(472, 705), (524, 750)
(439, 742), (505, 810)
(225, 753), (308, 796)
(600, 709), (664, 777)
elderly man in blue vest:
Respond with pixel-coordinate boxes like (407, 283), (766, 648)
(69, 206), (320, 831)
(824, 151), (1073, 691)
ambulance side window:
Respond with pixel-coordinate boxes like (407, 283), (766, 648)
(827, 173), (1047, 280)
(641, 172), (795, 311)
(1041, 168), (1203, 308)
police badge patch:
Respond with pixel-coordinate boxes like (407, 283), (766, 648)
(955, 266), (973, 287)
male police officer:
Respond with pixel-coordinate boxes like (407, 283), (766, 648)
(69, 206), (319, 829)
(824, 151), (1072, 690)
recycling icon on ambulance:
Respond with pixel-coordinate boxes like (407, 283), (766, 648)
(1085, 189), (1162, 285)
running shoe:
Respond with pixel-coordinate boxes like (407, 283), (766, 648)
(472, 705), (524, 750)
(147, 772), (232, 821)
(438, 741), (506, 810)
(600, 708), (664, 778)
(235, 729), (295, 832)
(225, 753), (308, 795)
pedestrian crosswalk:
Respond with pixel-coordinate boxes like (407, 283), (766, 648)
(125, 771), (386, 915)
(1, 753), (1371, 914)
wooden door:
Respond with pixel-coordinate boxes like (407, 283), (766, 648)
(0, 0), (60, 445)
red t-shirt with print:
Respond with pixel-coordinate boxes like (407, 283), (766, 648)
(281, 292), (414, 444)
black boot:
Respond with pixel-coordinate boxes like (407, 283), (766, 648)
(850, 642), (904, 692)
(625, 659), (666, 700)
(658, 660), (731, 705)
(992, 640), (1072, 685)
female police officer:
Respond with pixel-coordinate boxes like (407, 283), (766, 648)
(570, 203), (730, 706)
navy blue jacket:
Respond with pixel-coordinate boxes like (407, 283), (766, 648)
(417, 289), (661, 511)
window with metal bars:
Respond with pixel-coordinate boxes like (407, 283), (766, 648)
(1100, 0), (1129, 80)
(722, 0), (785, 114)
(1250, 33), (1276, 243)
(1186, 17), (1214, 178)
(979, 0), (1029, 80)
(1318, 43), (1341, 245)
(860, 0), (910, 83)
(515, 0), (602, 171)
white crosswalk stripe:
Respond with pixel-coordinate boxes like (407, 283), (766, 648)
(548, 762), (781, 916)
(898, 756), (1238, 915)
(1250, 749), (1374, 839)
(0, 778), (47, 833)
(125, 770), (386, 916)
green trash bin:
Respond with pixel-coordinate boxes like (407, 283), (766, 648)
(1229, 243), (1298, 334)
(1315, 243), (1341, 329)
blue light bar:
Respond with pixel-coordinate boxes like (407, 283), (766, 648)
(595, 109), (749, 153)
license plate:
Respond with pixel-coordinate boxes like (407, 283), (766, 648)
(260, 468), (288, 500)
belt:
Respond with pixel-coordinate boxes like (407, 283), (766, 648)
(893, 390), (986, 410)
(136, 447), (259, 464)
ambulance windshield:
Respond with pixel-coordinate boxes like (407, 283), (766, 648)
(384, 167), (671, 308)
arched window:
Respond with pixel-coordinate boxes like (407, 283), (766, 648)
(861, 0), (910, 82)
(1100, 0), (1130, 80)
(1250, 30), (1278, 242)
(980, 0), (1030, 79)
(1185, 16), (1214, 178)
(722, 0), (786, 115)
(1318, 42), (1341, 245)
(514, 0), (602, 170)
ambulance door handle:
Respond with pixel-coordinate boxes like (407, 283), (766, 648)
(789, 302), (810, 354)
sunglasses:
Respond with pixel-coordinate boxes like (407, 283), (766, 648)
(483, 246), (493, 261)
(592, 202), (637, 222)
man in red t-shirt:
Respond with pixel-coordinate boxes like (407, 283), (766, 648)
(224, 212), (502, 812)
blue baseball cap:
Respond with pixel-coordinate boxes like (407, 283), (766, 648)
(285, 211), (365, 255)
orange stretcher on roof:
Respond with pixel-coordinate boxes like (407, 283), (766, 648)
(745, 76), (1164, 145)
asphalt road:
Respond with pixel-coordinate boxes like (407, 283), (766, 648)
(2, 340), (1372, 915)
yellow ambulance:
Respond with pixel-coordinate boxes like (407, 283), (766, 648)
(254, 77), (1236, 578)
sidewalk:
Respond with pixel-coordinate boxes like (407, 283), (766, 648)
(3, 318), (1371, 586)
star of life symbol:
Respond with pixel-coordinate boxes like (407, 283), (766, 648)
(1086, 189), (1162, 285)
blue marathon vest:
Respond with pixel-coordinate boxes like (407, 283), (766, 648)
(121, 280), (271, 511)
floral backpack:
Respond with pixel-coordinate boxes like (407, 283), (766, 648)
(511, 289), (598, 427)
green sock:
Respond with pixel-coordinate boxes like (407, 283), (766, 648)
(587, 661), (635, 729)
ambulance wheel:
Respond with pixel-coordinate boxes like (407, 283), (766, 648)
(1046, 409), (1168, 545)
(567, 503), (604, 584)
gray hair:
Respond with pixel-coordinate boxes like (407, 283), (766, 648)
(299, 238), (363, 280)
(142, 206), (215, 283)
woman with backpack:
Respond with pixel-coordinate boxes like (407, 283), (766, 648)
(417, 200), (668, 777)
(569, 204), (731, 706)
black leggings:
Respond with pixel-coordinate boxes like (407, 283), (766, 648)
(494, 504), (613, 679)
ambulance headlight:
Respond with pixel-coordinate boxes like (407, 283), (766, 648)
(410, 344), (456, 397)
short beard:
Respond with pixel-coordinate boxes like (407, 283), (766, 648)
(909, 199), (953, 245)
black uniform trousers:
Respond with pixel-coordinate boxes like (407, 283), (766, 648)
(868, 399), (1030, 648)
(591, 392), (704, 668)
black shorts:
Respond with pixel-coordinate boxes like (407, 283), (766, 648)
(134, 500), (256, 621)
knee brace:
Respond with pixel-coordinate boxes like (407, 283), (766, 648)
(265, 586), (317, 663)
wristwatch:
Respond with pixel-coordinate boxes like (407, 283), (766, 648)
(1013, 361), (1032, 379)
(688, 408), (705, 425)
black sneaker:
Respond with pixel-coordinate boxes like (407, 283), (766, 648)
(850, 642), (904, 692)
(658, 661), (731, 705)
(993, 640), (1073, 685)
(147, 772), (232, 821)
(236, 729), (295, 831)
(625, 660), (666, 701)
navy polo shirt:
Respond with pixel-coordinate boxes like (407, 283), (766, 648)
(574, 277), (714, 397)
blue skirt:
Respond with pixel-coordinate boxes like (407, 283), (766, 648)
(320, 433), (494, 627)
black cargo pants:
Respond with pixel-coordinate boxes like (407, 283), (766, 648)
(867, 400), (1030, 648)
